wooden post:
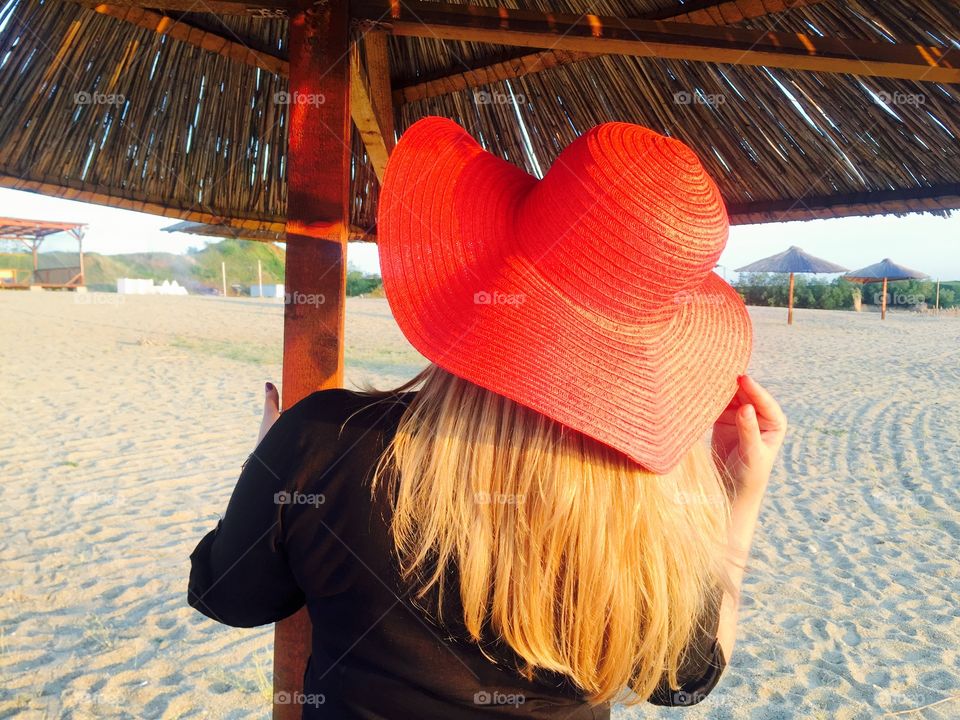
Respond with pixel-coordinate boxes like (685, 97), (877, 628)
(221, 261), (227, 297)
(881, 277), (888, 320)
(274, 1), (351, 718)
(31, 238), (39, 285)
(258, 258), (263, 299)
(787, 271), (795, 325)
(75, 229), (86, 287)
(935, 279), (940, 314)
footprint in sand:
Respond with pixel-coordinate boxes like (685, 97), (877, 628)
(102, 585), (125, 601)
(842, 623), (862, 646)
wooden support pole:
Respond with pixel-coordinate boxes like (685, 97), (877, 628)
(77, 229), (85, 286)
(787, 271), (795, 325)
(881, 277), (888, 320)
(31, 239), (39, 285)
(221, 260), (227, 297)
(275, 1), (350, 718)
(935, 279), (940, 314)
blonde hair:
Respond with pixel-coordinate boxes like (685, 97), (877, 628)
(371, 364), (732, 705)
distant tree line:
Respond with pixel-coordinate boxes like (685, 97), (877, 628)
(734, 273), (959, 311)
(347, 270), (383, 296)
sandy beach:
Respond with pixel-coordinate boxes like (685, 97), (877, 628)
(1, 291), (957, 719)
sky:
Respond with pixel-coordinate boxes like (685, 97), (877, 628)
(1, 187), (958, 281)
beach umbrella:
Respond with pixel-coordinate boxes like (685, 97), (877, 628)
(735, 246), (848, 325)
(844, 259), (929, 320)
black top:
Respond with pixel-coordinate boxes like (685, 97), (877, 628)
(188, 389), (726, 719)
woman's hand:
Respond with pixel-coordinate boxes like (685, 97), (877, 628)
(713, 375), (786, 663)
(258, 382), (281, 443)
(712, 375), (787, 501)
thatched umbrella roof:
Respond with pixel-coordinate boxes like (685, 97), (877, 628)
(735, 245), (848, 325)
(1, 0), (958, 241)
(844, 259), (929, 283)
(736, 246), (848, 274)
(844, 258), (928, 319)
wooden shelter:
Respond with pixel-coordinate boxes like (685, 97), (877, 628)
(0, 218), (87, 288)
(1, 0), (959, 715)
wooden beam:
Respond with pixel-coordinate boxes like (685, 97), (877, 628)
(274, 0), (350, 717)
(358, 0), (960, 94)
(87, 4), (393, 195)
(164, 220), (374, 243)
(393, 49), (591, 105)
(726, 183), (960, 224)
(0, 218), (86, 235)
(647, 0), (817, 23)
(0, 173), (286, 233)
(75, 0), (290, 17)
(89, 4), (289, 75)
(350, 39), (392, 182)
(364, 31), (395, 154)
(394, 0), (826, 104)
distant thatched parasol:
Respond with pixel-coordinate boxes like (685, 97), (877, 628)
(844, 259), (929, 319)
(736, 246), (848, 325)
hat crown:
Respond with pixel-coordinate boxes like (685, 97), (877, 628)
(377, 117), (752, 472)
(515, 123), (727, 322)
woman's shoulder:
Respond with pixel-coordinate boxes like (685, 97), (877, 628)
(284, 387), (416, 436)
(270, 388), (416, 492)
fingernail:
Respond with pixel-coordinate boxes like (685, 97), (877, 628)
(265, 382), (275, 393)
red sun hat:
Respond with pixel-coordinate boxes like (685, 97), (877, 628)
(378, 116), (752, 474)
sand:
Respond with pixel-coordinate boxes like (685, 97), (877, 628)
(1, 291), (957, 719)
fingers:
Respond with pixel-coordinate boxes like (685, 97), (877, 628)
(715, 388), (745, 424)
(735, 403), (762, 465)
(737, 375), (787, 431)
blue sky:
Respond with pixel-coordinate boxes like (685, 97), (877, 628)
(1, 187), (957, 280)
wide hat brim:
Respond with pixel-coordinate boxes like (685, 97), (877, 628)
(378, 117), (752, 474)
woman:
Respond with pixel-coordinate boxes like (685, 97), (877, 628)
(189, 118), (787, 718)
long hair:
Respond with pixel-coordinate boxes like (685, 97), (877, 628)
(370, 363), (732, 705)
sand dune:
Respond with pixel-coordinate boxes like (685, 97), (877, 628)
(1, 291), (957, 719)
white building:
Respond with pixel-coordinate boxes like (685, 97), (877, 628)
(251, 283), (285, 298)
(116, 278), (188, 295)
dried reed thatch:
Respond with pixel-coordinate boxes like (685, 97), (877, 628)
(844, 258), (929, 283)
(0, 0), (958, 241)
(736, 246), (848, 274)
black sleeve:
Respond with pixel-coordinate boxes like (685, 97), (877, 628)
(646, 585), (727, 706)
(187, 393), (327, 628)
